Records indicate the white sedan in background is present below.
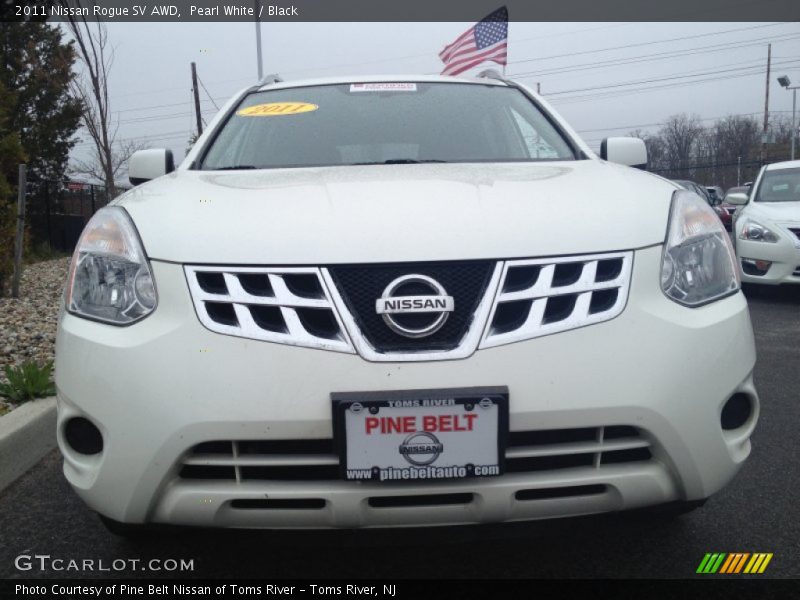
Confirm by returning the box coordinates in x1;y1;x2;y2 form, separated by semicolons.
729;160;800;284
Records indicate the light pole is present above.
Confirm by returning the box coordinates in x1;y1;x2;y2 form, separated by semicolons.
778;75;798;160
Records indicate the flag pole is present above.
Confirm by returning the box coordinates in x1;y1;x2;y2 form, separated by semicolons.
503;13;508;76
255;0;263;79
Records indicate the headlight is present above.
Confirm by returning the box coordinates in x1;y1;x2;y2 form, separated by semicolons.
661;190;739;307
738;219;780;243
65;207;157;325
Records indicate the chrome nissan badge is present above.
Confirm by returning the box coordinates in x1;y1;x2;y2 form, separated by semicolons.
375;274;454;338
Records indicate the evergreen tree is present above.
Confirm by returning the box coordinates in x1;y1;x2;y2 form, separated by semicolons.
0;21;82;183
0;79;26;294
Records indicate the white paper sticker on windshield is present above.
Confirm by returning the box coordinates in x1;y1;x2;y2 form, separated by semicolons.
350;83;418;93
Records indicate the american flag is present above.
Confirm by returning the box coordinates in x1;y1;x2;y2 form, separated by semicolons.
439;7;508;76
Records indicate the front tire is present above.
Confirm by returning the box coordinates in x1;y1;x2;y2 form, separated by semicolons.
741;282;764;298
634;499;706;520
98;514;152;539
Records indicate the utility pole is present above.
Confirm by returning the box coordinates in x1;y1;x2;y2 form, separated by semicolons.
761;44;771;164
792;87;797;160
777;76;798;160
12;164;27;298
254;0;263;79
792;87;797;161
737;156;741;186
191;62;202;136
536;82;541;94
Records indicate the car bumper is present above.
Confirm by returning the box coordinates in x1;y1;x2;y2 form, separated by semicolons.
736;236;800;285
55;245;759;529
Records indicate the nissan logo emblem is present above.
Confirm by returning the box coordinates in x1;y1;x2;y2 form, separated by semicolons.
375;274;455;338
398;431;444;466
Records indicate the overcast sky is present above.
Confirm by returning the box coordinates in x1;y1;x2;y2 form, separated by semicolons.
63;21;800;174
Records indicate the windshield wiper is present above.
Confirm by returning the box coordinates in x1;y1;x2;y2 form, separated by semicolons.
352;159;448;165
215;165;258;170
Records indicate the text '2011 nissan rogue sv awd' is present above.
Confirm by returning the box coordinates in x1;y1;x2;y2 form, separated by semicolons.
56;73;759;535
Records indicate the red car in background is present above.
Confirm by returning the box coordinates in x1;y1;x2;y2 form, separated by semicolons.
720;186;751;231
674;179;732;229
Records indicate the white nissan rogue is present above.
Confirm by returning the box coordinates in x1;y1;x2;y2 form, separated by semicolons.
55;73;759;535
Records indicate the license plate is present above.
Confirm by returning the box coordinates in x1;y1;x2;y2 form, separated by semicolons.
332;387;508;482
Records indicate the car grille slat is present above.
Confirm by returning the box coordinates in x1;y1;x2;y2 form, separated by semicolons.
178;426;652;482
506;437;650;459
184;266;354;353
481;252;632;348
183;454;340;467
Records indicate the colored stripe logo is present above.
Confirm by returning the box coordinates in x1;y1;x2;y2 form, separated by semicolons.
696;553;773;574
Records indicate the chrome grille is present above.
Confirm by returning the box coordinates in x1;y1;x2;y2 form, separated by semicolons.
185;252;632;357
480;252;633;349
184;266;354;353
179;425;652;482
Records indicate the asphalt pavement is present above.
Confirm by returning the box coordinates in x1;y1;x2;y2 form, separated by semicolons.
1;285;798;580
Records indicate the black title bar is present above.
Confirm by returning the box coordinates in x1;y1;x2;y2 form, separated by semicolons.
3;0;800;23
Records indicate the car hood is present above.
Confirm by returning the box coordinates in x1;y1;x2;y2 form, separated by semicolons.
117;161;673;264
744;201;800;223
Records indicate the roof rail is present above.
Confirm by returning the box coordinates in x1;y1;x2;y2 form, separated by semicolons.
476;69;509;83
258;73;284;86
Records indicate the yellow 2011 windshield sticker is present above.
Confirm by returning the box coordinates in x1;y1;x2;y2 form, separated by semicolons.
237;102;318;116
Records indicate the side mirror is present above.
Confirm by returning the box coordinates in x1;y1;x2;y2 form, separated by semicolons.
726;192;749;206
600;137;647;169
129;149;175;186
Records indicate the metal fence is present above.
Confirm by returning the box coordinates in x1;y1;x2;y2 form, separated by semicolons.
25;180;126;253
649;154;793;191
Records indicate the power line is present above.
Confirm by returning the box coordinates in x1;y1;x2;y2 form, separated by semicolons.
575;110;794;135
107;47;800;126
546;58;800;97
197;75;220;110
510;32;800;80
107;23;796;117
506;23;790;71
552;65;800;106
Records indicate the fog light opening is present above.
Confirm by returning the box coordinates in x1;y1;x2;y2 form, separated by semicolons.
741;258;771;276
64;417;104;455
721;393;753;431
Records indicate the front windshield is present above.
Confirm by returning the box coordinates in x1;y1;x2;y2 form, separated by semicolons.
754;167;800;203
199;82;576;170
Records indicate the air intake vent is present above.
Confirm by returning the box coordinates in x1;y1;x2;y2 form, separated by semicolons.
179;426;652;482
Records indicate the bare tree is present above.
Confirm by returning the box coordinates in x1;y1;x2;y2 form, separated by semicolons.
710;115;760;188
768;113;795;152
659;114;703;177
629;129;666;171
65;17;142;197
71;138;147;192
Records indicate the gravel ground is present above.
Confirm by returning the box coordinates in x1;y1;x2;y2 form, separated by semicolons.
0;257;70;409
